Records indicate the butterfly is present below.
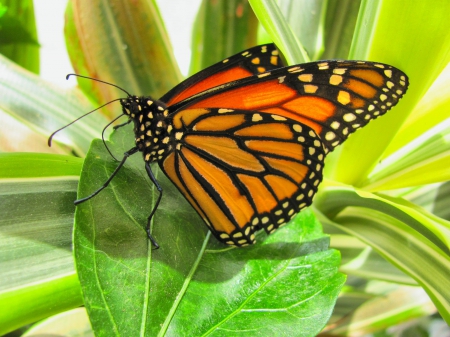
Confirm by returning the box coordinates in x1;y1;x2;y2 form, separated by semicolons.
53;43;408;248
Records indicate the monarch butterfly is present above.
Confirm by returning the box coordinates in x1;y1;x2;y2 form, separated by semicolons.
50;43;408;248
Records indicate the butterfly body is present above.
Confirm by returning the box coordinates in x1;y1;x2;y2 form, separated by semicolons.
72;44;409;247
121;96;173;164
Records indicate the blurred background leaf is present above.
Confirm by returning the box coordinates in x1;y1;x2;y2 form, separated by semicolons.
65;0;182;115
190;0;259;74
0;54;110;155
0;0;39;73
0;153;83;335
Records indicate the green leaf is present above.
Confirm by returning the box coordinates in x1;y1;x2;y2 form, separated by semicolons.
362;118;450;191
74;126;345;336
277;0;327;61
274;0;361;61
0;152;83;178
192;0;259;70
65;0;182;109
332;0;450;185
327;233;415;285
0;5;38;45
190;0;259;75
0;0;39;73
314;186;450;324
402;182;450;222
324;280;436;335
0;54;110;156
23;308;92;337
385;65;450;157
0;153;83;335
322;0;361;59
248;0;309;64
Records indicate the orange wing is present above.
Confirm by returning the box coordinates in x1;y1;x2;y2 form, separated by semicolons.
160;44;283;106
159;109;325;246
169;60;408;152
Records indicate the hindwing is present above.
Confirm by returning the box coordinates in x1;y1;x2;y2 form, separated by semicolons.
158;108;325;246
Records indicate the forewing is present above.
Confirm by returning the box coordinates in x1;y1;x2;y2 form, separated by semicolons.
171;60;409;152
159;44;283;106
159;109;325;246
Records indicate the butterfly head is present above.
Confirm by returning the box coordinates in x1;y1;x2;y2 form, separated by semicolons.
121;95;152;118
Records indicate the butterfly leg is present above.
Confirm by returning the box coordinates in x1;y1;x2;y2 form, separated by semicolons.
74;146;139;205
113;118;132;130
101;114;129;162
144;162;162;249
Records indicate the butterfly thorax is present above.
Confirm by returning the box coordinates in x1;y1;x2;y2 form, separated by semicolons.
120;96;174;163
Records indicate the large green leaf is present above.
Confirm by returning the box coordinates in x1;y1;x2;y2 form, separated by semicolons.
0;153;83;335
74;126;345;336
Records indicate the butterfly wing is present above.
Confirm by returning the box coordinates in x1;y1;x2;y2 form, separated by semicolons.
169;60;409;152
154;48;408;246
158;108;325;246
160;44;284;106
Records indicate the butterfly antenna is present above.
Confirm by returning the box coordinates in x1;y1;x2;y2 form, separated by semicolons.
48;98;122;146
101;113;127;161
66;74;132;97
